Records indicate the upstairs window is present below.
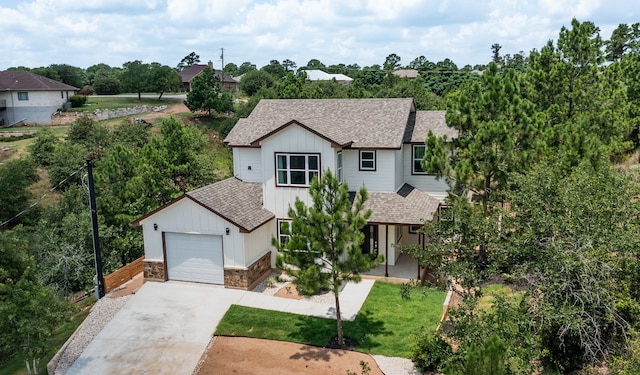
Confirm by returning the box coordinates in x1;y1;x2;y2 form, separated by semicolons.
359;150;376;171
276;153;320;187
17;92;28;101
413;145;427;174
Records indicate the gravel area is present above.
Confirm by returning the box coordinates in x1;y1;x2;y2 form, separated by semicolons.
251;272;340;304
52;295;132;375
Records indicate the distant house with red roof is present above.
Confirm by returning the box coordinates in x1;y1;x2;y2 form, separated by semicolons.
0;70;78;125
178;61;238;92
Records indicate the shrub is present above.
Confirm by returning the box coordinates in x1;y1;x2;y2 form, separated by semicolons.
410;329;453;373
69;94;87;108
78;86;94;96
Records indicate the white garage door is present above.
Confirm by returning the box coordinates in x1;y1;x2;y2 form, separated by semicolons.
165;233;224;284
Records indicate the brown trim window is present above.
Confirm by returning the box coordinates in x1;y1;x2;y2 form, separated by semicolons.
275;153;320;187
412;145;427;174
359;150;376;171
277;219;292;245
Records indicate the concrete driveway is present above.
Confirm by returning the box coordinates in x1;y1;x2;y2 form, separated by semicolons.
65;280;374;375
66;282;248;375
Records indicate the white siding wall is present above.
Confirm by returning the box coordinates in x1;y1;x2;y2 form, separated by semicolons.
394;149;404;191
139;198;247;268
1;90;75;125
402;144;450;201
242;220;277;266
378;225;399;266
342;149;396;192
260;124;335;218
233;148;263;182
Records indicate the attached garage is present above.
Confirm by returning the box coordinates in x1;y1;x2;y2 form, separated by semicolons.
165;233;224;285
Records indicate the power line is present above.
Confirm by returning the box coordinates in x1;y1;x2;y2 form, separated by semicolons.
0;163;86;228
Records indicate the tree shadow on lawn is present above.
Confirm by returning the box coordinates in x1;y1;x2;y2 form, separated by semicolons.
289;310;391;361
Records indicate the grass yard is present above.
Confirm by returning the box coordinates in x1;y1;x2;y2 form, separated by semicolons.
476;283;524;312
0;297;95;375
215;281;446;358
69;95;182;112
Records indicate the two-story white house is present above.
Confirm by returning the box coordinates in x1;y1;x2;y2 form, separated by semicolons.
133;98;456;289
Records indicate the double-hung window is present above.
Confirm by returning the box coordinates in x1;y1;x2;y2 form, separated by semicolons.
17;92;28;101
276;153;320;187
359;150;376;171
412;145;427;174
277;219;292;245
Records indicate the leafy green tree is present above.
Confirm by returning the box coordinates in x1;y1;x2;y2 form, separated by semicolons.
237;61;257;75
66;115;110;156
223;62;239;76
121;60;150;100
303;59;326;70
45;142;87;189
93;76;121;95
176;51;200;71
0;226;71;372
184;67;233;115
282;59;297;72
0;159;38;227
275;170;382;346
48;64;86;88
408;55;427;69
261;60;287;79
383;53;401;71
605;23;640;62
504;161;639;371
148;63;182;100
276;72;305;98
28;127;59;166
239;69;275;96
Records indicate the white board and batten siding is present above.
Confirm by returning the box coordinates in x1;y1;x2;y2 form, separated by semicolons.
242;220;277;267
139;198;247;268
233;147;263;183
260;124;336;218
341;149;396;192
402;145;450;202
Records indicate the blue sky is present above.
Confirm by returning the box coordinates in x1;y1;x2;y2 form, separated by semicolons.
1;0;638;71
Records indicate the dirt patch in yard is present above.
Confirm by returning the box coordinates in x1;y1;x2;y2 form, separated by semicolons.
194;336;384;375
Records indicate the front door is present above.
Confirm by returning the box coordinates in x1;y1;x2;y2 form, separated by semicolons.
361;224;378;256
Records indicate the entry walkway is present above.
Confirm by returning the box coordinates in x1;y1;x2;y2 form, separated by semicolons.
64;279;374;375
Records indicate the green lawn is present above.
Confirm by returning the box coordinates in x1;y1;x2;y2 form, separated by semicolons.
0;297;95;375
215;281;446;358
69;95;182;112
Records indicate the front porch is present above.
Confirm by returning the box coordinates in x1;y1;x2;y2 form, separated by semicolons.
363;252;422;281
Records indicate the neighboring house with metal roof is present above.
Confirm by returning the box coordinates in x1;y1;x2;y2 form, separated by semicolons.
178;61;238;92
301;69;354;85
133;98;456;289
0;70;78;125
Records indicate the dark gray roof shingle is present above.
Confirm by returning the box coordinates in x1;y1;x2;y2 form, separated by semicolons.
187;177;274;232
225;98;416;149
0;70;79;91
364;184;441;225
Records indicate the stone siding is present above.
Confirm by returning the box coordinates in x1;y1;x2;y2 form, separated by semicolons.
51;105;167;125
224;252;272;290
143;259;166;282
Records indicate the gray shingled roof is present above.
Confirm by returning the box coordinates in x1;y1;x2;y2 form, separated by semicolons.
0;70;79;91
405;110;458;143
225;98;416;149
187;177;274;232
364;184;441;225
179;65;237;84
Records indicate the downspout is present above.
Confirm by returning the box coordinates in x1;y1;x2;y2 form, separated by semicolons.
385;225;389;277
9;89;15;124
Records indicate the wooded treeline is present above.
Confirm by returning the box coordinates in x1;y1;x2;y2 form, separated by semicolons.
2;18;640;374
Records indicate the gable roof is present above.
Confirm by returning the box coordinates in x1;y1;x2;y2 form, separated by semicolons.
132;177;274;233
178;65;237;84
225;98;416;149
0;70;79;91
404;110;458;143
357;183;441;226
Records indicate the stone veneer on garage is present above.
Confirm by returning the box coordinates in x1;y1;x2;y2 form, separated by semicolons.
224;252;272;290
143;252;272;290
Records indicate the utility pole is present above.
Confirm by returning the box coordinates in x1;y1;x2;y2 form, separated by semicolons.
86;159;105;299
220;47;225;71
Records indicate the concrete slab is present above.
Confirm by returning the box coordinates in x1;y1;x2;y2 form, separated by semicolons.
65;279;375;375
